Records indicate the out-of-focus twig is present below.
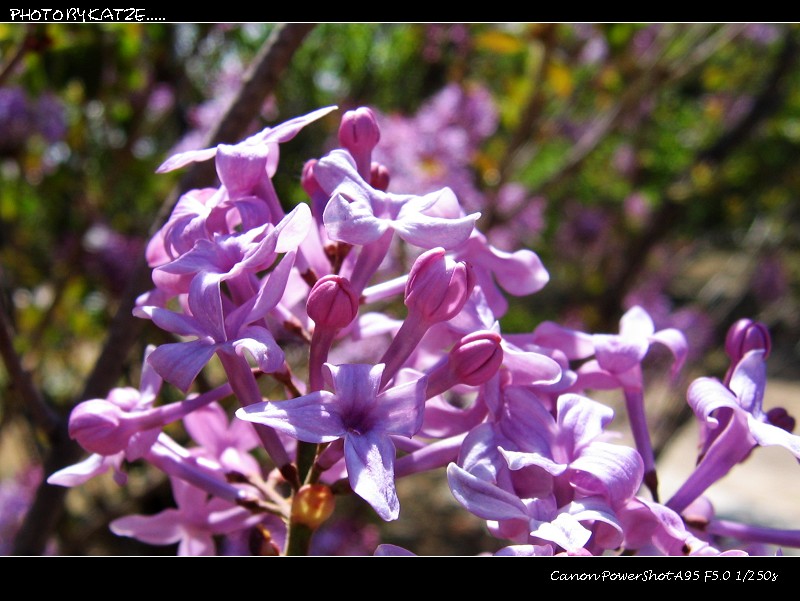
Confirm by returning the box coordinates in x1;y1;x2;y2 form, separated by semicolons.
12;22;318;556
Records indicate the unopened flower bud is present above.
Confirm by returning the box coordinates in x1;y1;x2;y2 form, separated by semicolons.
301;159;322;199
725;318;771;362
68;399;130;456
291;484;336;529
405;247;475;324
370;162;390;192
338;107;380;177
307;274;359;329
450;331;504;386
767;407;796;433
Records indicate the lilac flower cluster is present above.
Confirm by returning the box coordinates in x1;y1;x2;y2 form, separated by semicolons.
48;102;800;556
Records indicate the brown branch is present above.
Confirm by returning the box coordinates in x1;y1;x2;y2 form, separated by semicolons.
12;22;318;556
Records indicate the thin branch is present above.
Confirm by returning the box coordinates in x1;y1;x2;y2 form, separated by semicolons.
12;22;318;556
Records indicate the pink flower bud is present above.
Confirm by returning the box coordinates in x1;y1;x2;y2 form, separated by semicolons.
338;107;381;156
68;399;130;456
450;331;504;386
370;162;390;192
301;159;322;198
338;107;380;177
725;318;771;362
767;407;796;433
405;247;475;324
307;274;359;329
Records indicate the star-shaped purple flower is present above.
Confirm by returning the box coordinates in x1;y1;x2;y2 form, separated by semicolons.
236;363;427;521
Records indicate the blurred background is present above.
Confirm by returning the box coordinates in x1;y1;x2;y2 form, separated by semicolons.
1;22;800;555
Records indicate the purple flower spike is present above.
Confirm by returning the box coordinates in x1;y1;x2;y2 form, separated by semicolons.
236;363;427;521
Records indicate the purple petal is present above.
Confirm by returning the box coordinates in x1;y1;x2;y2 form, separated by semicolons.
141;305;206;338
313;148;364;193
687;377;740;426
110;510;184;545
618;305;655;338
231;250;297;329
374;544;416;556
345;430;400;521
373;374;427;438
183;402;230;453
187;272;227;342
178;533;216;556
557;393;615;451
215;143;269;197
531;321;595;360
529;512;592;553
235;391;345;443
500;447;568;476
484;245;549;296
446;462;528;521
502;344;563;387
260;105;338;144
323;193;388;245
157;147;218;173
391;211;479;250
231;325;286;374
148;340;217;393
569;442;644;506
748;418;800;459
325;363;383;414
274;203;313;253
728;349;767;415
592;333;649;374
649;327;689;377
47;453;112;487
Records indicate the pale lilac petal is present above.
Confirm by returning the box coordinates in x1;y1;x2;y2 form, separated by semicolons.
485;246;549;296
345;430;399;521
374;544;417;556
494;544;555;556
148;340;217;393
236;391;345;443
157;147;218;173
618;305;655;338
728;349;767;415
592;333;649;374
373;375;427;437
232;325;286;374
274;203;313;253
47;453;111;487
261;105;338;144
138;345;162;406
531;321;595;360
501;345;563;387
557;393;615;451
323;193;388;245
110;510;184;545
748;418;800;458
573;360;625;390
215;143;268;196
687;377;740;426
183;402;229;452
446;462;528;521
227;250;296;332
141;305;206;338
391;211;479;249
178;532;216;556
187;273;227;342
500;447;568;476
325;363;383;415
565;497;624;550
569;442;644;506
530;512;592;553
156;239;224;276
313;148;363;193
648;327;688;376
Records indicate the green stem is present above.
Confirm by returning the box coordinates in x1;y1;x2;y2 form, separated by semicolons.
285;522;315;556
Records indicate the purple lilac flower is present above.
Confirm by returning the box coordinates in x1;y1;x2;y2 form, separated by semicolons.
237;363;427;521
